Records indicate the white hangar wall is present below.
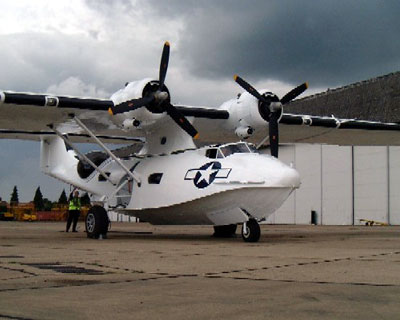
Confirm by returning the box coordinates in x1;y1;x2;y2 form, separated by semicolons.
265;144;400;225
389;147;400;225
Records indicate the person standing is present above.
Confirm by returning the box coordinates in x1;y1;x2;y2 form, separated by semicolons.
66;190;81;232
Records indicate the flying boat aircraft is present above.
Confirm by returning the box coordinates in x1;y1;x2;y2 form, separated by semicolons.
1;42;400;242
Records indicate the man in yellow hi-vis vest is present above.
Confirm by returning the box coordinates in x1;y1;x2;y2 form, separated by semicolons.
66;190;81;232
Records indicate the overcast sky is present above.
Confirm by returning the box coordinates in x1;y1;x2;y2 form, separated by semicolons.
0;0;399;202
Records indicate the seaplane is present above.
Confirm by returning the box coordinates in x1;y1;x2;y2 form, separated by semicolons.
1;42;400;242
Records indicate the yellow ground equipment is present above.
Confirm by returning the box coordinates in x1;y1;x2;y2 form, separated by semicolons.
359;219;388;226
0;211;14;221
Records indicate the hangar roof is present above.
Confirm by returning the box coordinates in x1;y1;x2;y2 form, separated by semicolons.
288;71;400;123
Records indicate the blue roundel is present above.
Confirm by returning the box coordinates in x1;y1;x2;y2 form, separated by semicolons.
193;162;222;189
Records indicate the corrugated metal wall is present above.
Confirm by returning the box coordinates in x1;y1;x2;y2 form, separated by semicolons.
266;144;400;225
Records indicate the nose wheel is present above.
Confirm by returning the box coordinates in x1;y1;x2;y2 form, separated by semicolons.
241;219;261;242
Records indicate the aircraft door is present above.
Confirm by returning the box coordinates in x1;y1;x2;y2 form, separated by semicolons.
115;161;140;208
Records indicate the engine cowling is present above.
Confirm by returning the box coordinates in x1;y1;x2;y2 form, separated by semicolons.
109;78;168;130
223;90;283;139
232;75;308;157
107;42;199;139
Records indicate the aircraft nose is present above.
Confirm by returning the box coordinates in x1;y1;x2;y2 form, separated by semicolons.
280;165;301;188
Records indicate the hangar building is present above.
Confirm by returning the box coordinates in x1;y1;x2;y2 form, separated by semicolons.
266;145;400;225
266;72;400;225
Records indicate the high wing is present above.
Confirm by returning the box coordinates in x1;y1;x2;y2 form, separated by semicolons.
279;113;400;146
2;89;400;149
193;112;400;146
0;90;228;146
1;41;400;151
0;91;133;143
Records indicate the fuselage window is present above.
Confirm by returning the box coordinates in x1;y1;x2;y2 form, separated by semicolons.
205;148;217;158
148;173;163;184
77;151;109;179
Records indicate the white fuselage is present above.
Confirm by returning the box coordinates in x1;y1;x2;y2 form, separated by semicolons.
41;138;300;226
114;143;300;225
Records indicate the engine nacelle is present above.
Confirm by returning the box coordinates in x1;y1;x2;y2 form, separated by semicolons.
109;78;169;130
222;90;281;135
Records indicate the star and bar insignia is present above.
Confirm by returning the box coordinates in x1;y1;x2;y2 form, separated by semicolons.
184;161;232;189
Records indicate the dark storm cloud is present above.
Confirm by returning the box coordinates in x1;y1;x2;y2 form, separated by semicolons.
140;0;400;88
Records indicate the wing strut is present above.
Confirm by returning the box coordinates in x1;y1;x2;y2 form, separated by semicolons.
48;125;116;186
73;117;142;186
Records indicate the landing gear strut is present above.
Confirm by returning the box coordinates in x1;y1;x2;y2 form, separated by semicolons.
241;219;260;242
86;205;109;239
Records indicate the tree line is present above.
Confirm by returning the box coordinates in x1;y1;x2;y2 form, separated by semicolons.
4;186;90;211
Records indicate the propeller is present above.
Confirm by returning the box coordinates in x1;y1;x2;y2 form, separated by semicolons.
109;42;199;139
234;75;308;157
159;42;169;89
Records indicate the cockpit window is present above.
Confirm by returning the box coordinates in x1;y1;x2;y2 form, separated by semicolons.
220;142;257;157
247;143;258;153
206;143;258;158
220;143;248;157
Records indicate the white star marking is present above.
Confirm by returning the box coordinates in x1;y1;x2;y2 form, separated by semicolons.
197;165;218;184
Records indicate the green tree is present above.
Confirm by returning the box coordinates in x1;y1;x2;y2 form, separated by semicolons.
33;187;44;211
58;189;68;205
43;198;53;211
10;186;19;205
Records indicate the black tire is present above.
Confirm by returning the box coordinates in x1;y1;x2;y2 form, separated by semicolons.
86;205;109;239
213;224;237;238
241;219;261;242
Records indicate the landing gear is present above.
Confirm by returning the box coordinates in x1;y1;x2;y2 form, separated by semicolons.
213;224;237;238
86;205;109;239
241;219;260;242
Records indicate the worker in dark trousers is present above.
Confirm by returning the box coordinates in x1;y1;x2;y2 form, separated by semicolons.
66;190;81;232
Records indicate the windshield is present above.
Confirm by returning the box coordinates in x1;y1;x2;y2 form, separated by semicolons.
220;143;252;157
247;143;258;153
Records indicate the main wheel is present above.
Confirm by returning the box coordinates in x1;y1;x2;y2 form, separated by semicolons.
86;205;109;239
213;224;237;238
241;219;261;242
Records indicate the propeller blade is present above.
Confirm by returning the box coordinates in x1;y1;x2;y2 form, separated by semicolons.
108;96;154;115
164;103;199;139
269;112;279;158
280;82;308;105
159;41;170;89
234;75;266;102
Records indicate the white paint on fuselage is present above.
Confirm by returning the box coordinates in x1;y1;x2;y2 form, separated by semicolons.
118;144;300;225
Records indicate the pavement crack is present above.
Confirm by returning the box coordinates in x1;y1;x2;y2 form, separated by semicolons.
203;251;400;278
0;314;37;320
217;277;400;288
0;265;38;278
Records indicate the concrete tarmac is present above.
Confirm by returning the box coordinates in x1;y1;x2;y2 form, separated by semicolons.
0;222;399;320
